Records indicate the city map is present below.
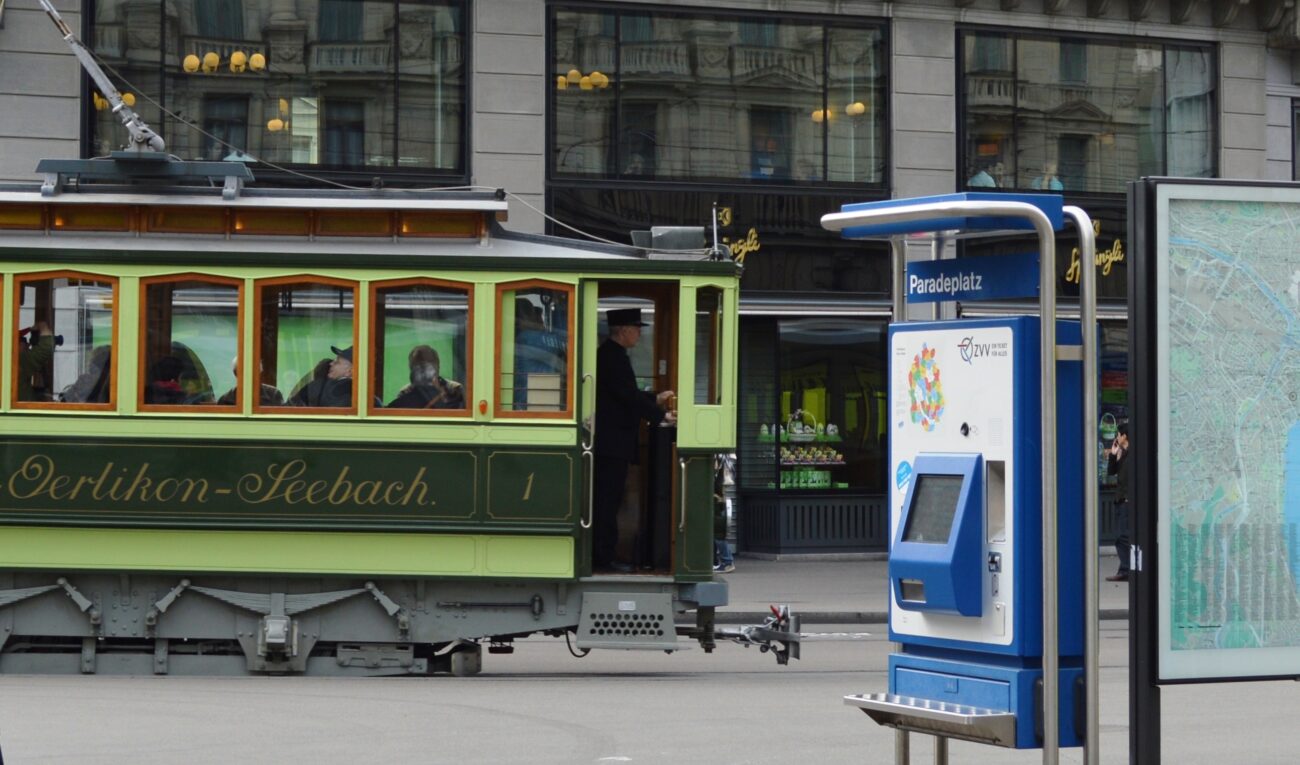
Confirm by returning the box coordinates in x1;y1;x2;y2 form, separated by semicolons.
1164;192;1300;663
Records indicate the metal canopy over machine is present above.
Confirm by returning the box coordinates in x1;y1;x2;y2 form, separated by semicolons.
822;193;1100;765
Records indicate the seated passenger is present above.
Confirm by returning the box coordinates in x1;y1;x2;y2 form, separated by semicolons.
387;345;464;410
216;357;285;407
289;345;354;407
144;356;187;405
59;345;111;403
17;320;56;402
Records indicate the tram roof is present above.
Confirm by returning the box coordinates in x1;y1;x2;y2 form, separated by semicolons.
0;184;510;212
0;184;738;275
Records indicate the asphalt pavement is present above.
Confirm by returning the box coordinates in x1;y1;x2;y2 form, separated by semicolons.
716;551;1129;624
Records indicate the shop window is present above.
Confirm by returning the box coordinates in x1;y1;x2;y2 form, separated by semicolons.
1293;100;1300;181
372;279;471;413
12;272;117;410
694;288;722;405
960;31;1215;194
88;0;466;176
140;276;242;410
496;281;573;417
551;7;885;186
736;317;886;495
254;277;357;413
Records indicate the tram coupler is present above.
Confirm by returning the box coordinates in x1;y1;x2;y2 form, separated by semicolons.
715;605;802;665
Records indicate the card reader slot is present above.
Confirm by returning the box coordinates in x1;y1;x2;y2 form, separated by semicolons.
986;460;1006;543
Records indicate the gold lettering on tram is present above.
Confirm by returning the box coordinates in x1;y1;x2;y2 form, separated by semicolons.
5;454;439;507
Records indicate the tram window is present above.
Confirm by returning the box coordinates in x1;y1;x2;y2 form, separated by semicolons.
254;278;358;413
372;280;471;414
140;276;241;410
496;282;573;417
695;288;723;405
12;273;117;409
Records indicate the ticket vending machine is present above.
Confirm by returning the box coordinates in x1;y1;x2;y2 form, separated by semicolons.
823;192;1100;764
888;316;1084;749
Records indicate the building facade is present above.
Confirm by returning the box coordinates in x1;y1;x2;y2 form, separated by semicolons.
1;0;1293;551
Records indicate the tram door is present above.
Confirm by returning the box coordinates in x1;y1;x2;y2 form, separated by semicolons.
583;282;679;572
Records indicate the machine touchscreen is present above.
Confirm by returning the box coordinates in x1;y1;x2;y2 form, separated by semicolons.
902;474;963;544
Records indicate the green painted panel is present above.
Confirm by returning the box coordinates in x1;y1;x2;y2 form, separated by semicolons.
486;451;575;523
0;526;574;578
0;438;477;528
677;456;715;579
484;535;574;576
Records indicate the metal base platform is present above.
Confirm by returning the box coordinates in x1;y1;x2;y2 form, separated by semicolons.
844;692;1018;748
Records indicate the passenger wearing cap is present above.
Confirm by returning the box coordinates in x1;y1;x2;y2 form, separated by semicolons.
592;308;675;573
289;345;354;407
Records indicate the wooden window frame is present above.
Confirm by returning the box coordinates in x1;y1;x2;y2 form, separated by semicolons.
137;273;244;414
369;276;474;418
493;278;576;420
252;275;360;416
10;270;119;412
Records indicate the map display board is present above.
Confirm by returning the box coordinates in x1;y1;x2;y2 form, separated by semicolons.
1154;182;1300;680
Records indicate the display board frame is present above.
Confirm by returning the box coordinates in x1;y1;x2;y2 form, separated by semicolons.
1136;178;1300;684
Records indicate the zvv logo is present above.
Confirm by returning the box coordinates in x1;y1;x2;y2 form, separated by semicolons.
957;336;1007;364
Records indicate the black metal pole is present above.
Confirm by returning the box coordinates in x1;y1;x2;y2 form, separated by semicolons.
1126;180;1160;765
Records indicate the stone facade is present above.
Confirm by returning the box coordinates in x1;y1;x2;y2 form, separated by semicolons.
0;0;1289;223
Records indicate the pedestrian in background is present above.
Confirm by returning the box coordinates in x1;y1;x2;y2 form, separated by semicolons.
713;456;735;574
1106;421;1131;582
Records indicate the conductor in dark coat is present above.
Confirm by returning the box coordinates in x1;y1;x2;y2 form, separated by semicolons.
593;308;675;571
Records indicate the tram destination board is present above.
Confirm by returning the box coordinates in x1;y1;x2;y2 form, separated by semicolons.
1139;179;1300;682
0;438;576;529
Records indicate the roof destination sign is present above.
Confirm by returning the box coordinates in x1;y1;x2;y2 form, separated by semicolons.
904;252;1040;303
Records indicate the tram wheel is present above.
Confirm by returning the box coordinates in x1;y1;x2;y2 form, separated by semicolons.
449;644;483;677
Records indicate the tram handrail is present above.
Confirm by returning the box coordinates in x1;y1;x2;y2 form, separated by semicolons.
678;457;688;532
581;373;595;452
581;451;594;529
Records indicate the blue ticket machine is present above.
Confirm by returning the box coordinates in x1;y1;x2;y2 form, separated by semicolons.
888;316;1084;749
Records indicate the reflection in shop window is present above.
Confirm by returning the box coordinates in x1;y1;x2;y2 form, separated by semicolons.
552;7;885;186
961;31;1215;194
203;96;249;162
319;0;363;42
89;0;466;175
13;273;117;409
1293;100;1300;181
195;0;244;38
324;101;367;167
1059;40;1086;84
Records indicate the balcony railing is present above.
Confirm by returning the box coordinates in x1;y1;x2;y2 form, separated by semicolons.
621;42;689;77
310;41;393;74
734;44;817;85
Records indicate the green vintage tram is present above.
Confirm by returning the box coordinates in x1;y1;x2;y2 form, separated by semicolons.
0;173;747;675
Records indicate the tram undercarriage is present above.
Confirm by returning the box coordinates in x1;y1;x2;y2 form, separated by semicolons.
0;572;750;676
